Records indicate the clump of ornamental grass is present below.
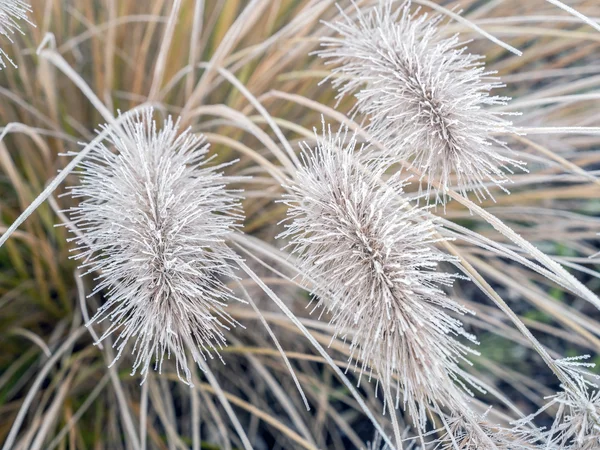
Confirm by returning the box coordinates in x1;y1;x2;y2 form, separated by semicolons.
319;0;526;204
0;0;32;69
280;123;479;434
1;0;600;449
66;108;244;385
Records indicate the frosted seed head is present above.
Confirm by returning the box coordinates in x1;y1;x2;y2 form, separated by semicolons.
0;1;33;69
542;385;600;449
319;1;526;205
436;412;544;450
280;122;478;429
517;356;600;450
67;108;244;385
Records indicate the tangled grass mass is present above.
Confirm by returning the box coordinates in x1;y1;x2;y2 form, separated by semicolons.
1;1;600;449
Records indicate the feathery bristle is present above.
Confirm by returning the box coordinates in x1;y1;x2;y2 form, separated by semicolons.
319;0;526;204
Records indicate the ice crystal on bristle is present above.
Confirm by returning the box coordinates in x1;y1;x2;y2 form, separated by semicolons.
0;1;33;69
67;108;244;385
280;124;478;430
319;1;525;204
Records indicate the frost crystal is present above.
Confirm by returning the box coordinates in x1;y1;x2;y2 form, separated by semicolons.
68;109;244;385
280;124;478;429
319;1;525;204
0;1;33;69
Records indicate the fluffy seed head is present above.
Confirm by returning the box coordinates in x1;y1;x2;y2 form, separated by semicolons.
280;123;478;429
67;108;243;385
541;380;600;449
0;1;33;69
520;356;600;450
437;414;542;449
319;1;525;204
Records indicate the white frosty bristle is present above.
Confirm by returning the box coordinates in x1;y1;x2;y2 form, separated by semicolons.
319;0;526;204
0;0;33;69
280;123;478;430
67;108;244;385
